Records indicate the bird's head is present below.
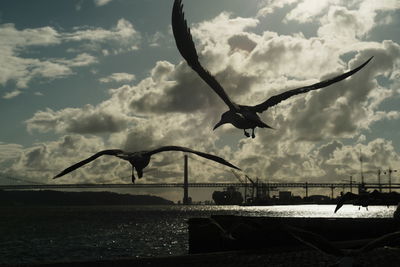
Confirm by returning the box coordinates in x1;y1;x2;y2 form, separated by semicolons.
213;111;231;131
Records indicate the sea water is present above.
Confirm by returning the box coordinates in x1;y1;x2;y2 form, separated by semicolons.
0;204;395;265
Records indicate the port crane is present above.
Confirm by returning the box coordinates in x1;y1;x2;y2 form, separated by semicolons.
231;170;277;203
231;170;251;202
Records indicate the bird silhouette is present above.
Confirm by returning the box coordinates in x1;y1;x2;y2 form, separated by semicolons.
335;190;400;213
285;224;400;267
172;0;373;138
335;192;371;213
53;146;240;183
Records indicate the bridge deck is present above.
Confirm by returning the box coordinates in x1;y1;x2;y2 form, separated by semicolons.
1;182;399;190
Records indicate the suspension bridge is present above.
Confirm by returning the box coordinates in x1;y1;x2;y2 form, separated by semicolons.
1;155;398;203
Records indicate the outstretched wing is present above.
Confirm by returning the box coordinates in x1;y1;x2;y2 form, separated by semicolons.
53;149;124;179
251;56;373;113
335;192;359;213
147;146;241;170
172;0;238;111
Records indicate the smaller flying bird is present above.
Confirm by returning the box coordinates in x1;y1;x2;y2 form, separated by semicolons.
334;192;371;213
53;146;241;183
172;0;373;138
334;190;400;213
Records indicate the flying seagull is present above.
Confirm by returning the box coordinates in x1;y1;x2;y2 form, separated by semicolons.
334;191;371;213
53;146;241;183
172;0;373;138
335;190;400;213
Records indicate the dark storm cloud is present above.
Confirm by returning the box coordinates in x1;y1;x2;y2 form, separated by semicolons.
26;105;131;135
289;45;400;141
65;112;128;134
123;127;159;152
317;140;343;159
128;58;260;115
227;33;258;53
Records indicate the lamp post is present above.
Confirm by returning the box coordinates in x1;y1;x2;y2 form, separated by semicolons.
384;169;398;193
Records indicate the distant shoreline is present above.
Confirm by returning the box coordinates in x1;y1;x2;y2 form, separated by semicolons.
0;189;174;206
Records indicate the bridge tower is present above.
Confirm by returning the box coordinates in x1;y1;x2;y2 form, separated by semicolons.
182;154;190;204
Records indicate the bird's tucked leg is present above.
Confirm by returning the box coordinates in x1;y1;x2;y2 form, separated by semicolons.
244;129;250;138
251;128;255;138
131;168;136;184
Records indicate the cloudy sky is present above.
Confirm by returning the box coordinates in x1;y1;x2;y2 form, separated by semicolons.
0;0;399;201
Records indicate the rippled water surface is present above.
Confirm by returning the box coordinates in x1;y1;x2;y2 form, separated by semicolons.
0;204;395;265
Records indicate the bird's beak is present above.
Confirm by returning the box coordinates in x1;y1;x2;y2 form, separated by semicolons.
213;120;226;131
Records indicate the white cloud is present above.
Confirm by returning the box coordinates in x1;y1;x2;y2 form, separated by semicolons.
4;2;399;190
258;0;400;42
124;5;399;183
99;72;136;83
3;90;21;99
256;0;298;18
326;139;400;176
0;23;62;88
317;6;370;43
6;135;110;183
147;31;167;47
63;19;138;44
54;53;98;67
13;108;234;184
75;1;83;11
276;0;400;25
0;19;140;93
0;23;60;47
94;0;113;7
285;0;340;23
0;143;23;161
190;12;259;73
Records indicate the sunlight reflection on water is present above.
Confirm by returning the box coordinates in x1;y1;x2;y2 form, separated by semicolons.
167;204;396;218
237;204;396;218
0;204;396;265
